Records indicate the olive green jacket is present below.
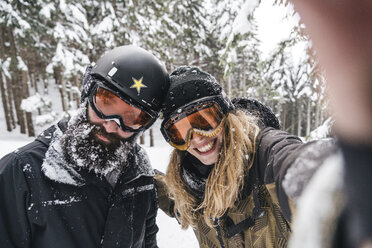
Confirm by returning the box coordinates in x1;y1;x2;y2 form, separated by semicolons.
156;128;318;248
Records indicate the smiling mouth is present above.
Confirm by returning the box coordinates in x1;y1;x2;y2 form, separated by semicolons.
195;139;217;153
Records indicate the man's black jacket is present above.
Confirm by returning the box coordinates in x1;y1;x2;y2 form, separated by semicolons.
0;122;158;248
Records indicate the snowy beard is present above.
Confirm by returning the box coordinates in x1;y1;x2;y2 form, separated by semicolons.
60;105;133;177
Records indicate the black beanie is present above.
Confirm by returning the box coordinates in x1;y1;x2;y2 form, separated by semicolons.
232;97;281;129
162;66;233;120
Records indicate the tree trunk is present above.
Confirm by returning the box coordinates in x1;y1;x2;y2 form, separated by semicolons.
150;128;154;147
26;53;39;94
67;81;72;107
169;46;174;72
61;79;68;112
35;73;41;115
306;97;311;136
43;74;48;94
225;75;232;98
6;78;16;128
297;99;302;136
11;71;26;133
281;104;287;131
319;103;324;127
290;103;295;134
74;75;80;108
32;72;39;93
26;111;34;136
140;134;145;144
0;70;12;131
8;27;26;134
0;25;12;131
315;98;321;128
242;56;246;97
54;66;68;112
22;70;35;137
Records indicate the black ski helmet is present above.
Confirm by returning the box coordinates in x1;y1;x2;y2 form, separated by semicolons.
88;45;169;117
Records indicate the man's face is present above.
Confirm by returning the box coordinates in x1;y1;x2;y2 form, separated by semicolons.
87;104;135;144
60;104;133;176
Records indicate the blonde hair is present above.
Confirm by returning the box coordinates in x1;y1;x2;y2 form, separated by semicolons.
165;110;260;228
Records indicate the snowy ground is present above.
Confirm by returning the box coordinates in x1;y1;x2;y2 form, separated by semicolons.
0;113;199;247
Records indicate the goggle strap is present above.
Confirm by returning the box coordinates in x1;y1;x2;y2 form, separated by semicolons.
194;122;224;137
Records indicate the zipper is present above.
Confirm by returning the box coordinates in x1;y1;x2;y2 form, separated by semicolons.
214;218;226;248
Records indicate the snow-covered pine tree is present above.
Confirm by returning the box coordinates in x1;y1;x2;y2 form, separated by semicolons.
43;0;90;113
0;0;45;135
218;0;261;98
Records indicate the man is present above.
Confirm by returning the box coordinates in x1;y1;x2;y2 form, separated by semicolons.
0;45;169;248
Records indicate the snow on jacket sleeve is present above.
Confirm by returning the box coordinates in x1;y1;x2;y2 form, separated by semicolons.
255;127;335;222
0;152;32;247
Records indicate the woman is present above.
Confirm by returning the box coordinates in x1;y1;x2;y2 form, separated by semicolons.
156;66;332;248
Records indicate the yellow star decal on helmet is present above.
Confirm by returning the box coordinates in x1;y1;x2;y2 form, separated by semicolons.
130;77;147;95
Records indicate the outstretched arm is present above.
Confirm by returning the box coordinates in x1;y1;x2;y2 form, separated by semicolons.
289;1;372;247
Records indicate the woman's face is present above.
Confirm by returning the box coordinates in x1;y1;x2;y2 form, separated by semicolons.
186;129;224;165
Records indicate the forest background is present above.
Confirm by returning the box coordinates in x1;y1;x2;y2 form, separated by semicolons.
0;0;331;142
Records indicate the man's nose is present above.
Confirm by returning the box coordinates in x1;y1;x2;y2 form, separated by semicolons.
102;120;119;133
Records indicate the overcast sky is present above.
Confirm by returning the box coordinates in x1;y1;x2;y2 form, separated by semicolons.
255;0;300;58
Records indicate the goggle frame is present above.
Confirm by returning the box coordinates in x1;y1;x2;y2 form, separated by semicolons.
161;95;230;150
88;82;157;133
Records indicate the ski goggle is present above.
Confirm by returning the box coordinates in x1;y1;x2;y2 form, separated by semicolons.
88;83;156;132
161;99;227;150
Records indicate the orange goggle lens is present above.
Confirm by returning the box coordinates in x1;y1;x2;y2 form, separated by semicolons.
94;87;153;130
164;103;225;150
